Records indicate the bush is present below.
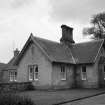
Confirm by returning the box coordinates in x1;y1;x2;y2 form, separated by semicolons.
0;93;35;105
26;83;35;90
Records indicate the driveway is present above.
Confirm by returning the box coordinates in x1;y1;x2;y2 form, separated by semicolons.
19;89;105;105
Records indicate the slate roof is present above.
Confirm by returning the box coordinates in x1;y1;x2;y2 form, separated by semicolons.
14;34;104;65
8;56;16;66
71;39;104;64
0;58;17;72
33;36;75;63
33;36;104;64
4;56;18;70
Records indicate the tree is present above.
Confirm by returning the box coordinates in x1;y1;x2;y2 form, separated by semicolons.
83;12;105;39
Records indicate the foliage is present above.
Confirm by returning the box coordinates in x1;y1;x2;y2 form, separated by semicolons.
26;83;35;90
83;12;105;39
0;93;35;105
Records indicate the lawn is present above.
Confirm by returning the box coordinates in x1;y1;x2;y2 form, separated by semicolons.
19;89;105;105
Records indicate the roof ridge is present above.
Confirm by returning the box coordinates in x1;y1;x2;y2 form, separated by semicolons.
34;36;60;44
69;49;76;64
94;39;104;63
62;45;76;64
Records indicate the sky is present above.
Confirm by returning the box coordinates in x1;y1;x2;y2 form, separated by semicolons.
0;0;105;63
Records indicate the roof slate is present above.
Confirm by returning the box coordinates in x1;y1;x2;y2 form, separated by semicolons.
5;55;18;70
14;34;105;65
33;36;75;63
33;36;104;64
71;39;104;64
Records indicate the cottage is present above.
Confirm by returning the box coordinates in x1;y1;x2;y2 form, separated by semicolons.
2;25;105;89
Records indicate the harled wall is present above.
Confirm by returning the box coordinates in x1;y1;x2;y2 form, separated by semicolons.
17;42;52;89
76;47;105;88
51;63;75;89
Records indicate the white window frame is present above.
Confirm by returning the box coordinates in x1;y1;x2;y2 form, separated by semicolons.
28;65;38;81
9;71;17;82
34;66;38;81
29;65;34;81
81;66;87;80
61;66;66;80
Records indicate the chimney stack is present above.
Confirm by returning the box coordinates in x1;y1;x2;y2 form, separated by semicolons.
14;48;20;57
60;25;75;44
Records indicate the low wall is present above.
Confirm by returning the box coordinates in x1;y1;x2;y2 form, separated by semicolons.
0;82;34;92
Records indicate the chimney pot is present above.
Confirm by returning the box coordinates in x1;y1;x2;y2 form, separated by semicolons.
14;48;20;57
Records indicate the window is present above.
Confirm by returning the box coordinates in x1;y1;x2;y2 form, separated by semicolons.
34;66;38;80
104;66;105;80
61;66;66;80
9;71;17;82
81;66;86;80
29;66;34;81
28;65;38;81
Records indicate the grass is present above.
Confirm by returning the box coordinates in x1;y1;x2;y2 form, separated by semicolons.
0;93;35;105
19;89;105;105
0;89;104;105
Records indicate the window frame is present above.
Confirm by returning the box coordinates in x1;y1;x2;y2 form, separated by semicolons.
9;71;17;82
81;65;87;80
60;66;66;80
28;65;34;81
34;66;38;81
28;65;39;81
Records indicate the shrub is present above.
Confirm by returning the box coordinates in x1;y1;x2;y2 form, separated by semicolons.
26;83;35;90
0;93;35;105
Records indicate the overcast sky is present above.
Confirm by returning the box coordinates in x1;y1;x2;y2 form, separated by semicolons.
0;0;105;63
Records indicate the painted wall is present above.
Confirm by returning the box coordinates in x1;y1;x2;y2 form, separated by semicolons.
76;64;99;88
17;42;52;89
2;70;10;83
15;40;105;89
51;63;75;89
0;71;3;82
98;47;105;87
76;46;105;88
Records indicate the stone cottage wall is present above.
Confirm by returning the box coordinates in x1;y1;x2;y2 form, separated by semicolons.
76;47;105;88
76;64;99;88
17;42;52;89
51;63;75;89
2;70;10;83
